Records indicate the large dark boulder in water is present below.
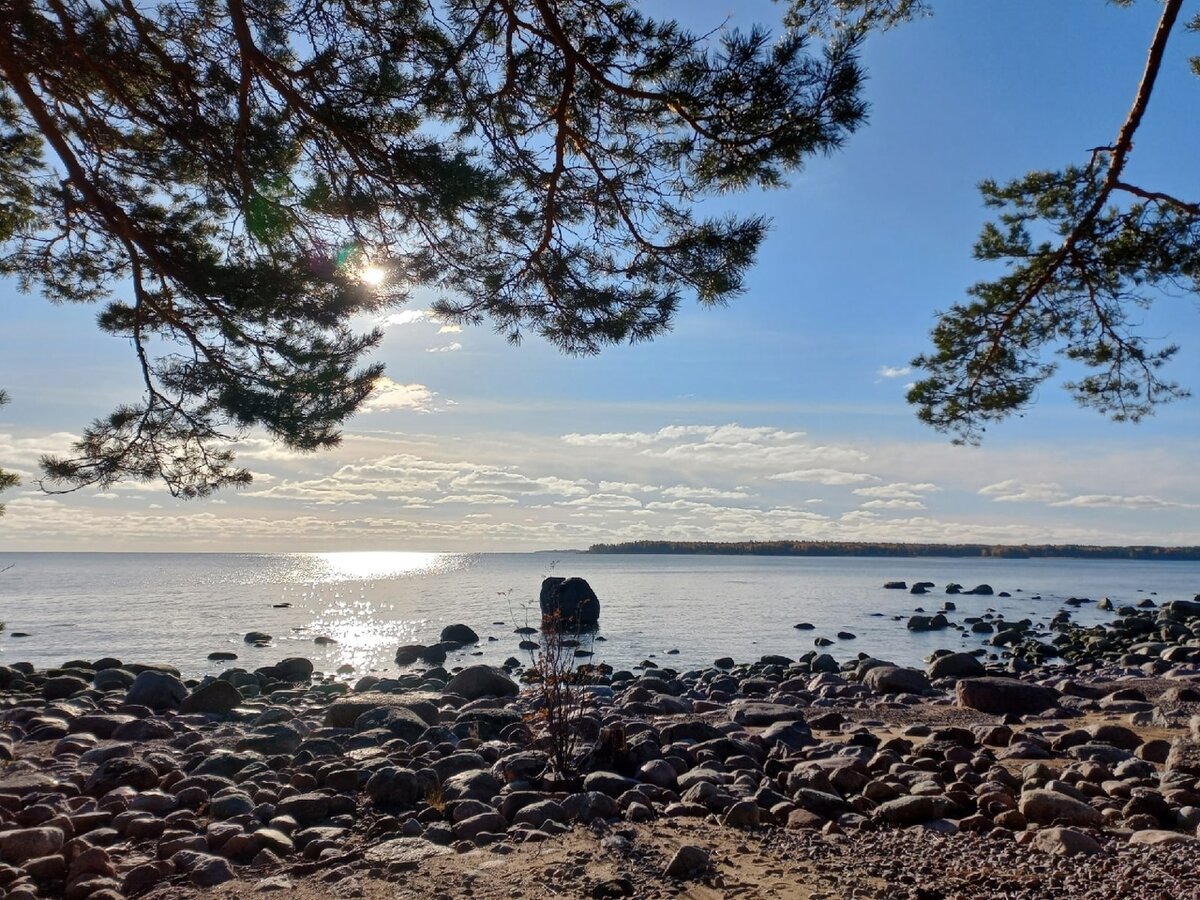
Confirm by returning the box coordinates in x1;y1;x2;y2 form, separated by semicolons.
539;577;600;630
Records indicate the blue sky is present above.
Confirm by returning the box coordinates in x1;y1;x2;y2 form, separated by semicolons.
2;0;1199;551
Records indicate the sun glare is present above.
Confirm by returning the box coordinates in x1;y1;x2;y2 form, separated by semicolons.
359;264;387;287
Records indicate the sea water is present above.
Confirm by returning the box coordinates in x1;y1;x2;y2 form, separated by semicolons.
0;551;1196;678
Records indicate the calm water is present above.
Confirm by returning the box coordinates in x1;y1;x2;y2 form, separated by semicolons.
0;551;1197;678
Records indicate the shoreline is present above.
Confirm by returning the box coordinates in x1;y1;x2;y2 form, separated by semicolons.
0;598;1198;897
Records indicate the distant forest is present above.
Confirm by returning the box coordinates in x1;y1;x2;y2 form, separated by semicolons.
586;541;1200;561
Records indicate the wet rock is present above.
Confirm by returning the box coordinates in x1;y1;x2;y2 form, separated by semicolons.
440;624;479;645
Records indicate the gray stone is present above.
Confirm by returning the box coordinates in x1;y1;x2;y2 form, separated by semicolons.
124;670;187;710
956;677;1059;715
443;665;519;700
181;679;243;715
927;652;986;680
1031;827;1102;856
729;701;806;726
664;845;709;879
1019;789;1103;827
0;827;64;863
863;666;931;695
874;795;954;826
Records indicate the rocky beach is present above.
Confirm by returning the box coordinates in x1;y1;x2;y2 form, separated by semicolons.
1;587;1200;900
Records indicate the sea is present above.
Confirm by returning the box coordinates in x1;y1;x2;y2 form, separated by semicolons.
0;551;1197;679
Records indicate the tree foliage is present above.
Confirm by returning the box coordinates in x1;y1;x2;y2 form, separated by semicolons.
0;0;867;496
0;391;17;516
901;0;1199;441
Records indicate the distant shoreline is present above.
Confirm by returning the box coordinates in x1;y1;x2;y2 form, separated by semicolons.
586;540;1200;561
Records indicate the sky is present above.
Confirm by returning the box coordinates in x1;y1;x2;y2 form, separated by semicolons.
2;0;1199;552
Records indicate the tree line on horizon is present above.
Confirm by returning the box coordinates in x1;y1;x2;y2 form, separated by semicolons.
586;540;1200;561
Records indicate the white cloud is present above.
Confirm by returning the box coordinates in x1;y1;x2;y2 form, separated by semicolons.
877;365;911;378
853;482;940;499
361;378;437;413
978;479;1068;503
426;343;463;353
438;324;463;334
379;309;431;327
1051;494;1197;510
661;485;752;500
768;468;879;486
860;498;925;510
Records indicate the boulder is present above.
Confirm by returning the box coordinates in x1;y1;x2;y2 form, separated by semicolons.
539;576;600;630
956;677;1059;715
664;845;709;879
873;795;954;826
863;666;930;695
324;692;441;728
907;614;949;632
927;652;986;680
440;624;479;645
1031;827;1102;856
181;679;243;715
273;657;314;682
1019;789;1103;827
0;827;64;863
444;665;519;700
124;670;187;710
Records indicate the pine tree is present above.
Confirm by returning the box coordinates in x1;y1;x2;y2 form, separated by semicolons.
796;1;1199;441
0;391;17;515
0;0;867;496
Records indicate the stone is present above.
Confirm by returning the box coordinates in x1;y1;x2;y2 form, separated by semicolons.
1166;738;1200;777
539;577;600;630
729;701;807;726
354;706;428;742
0;827;64;863
1019;789;1103;828
43;675;90;700
722;799;760;829
364;767;421;807
171;850;235;887
1031;827;1102;856
181;679;243;714
956;677;1059;714
864;666;931;695
443;665;519;700
324;692;440;728
453;811;506;841
873;795;954;826
759;720;815;751
1128;830;1199;846
442;770;501;803
124;670;187;710
664;845;709;879
273;658;314;682
440;624;479;645
86;758;159;795
927;652;986;680
362;838;452;868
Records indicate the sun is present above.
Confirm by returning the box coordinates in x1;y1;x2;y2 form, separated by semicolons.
359;264;387;287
